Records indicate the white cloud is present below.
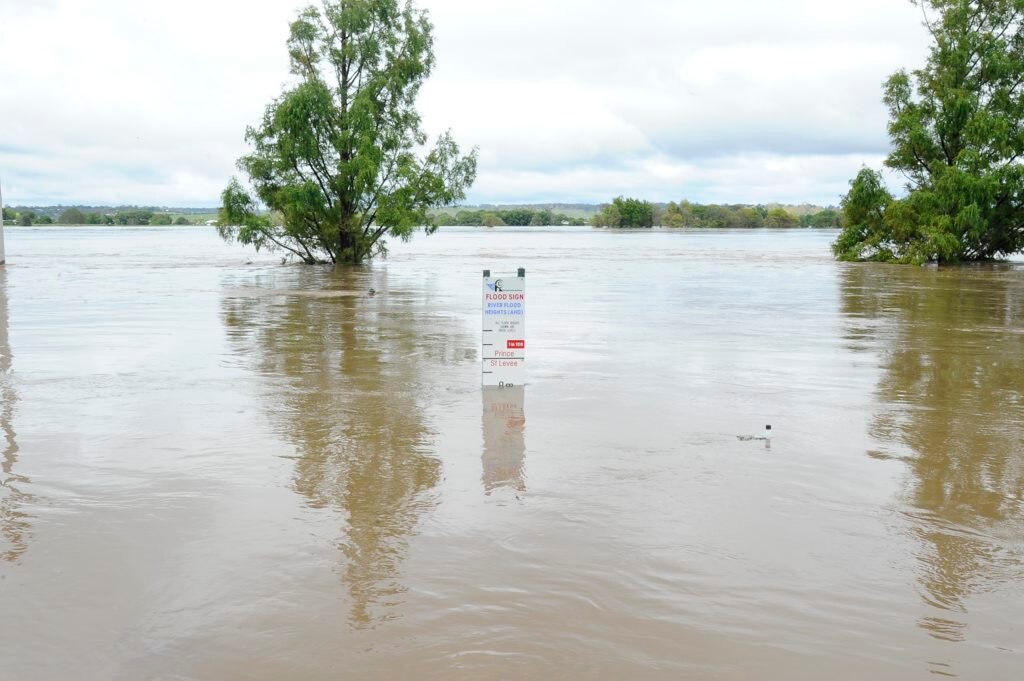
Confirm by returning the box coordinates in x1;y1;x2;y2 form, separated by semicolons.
0;0;929;206
473;151;887;206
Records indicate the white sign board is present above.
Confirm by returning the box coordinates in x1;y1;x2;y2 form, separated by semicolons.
482;270;526;386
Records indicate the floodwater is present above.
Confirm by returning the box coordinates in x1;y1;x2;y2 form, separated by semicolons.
0;226;1021;680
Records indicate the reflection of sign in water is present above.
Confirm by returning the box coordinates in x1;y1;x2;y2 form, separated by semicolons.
482;269;525;386
481;386;526;492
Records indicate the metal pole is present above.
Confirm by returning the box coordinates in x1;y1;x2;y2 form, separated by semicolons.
0;176;6;265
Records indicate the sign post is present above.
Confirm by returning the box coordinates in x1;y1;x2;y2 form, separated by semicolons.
482;268;526;386
0;177;6;265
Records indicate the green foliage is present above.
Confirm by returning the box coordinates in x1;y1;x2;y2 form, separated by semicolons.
3;207;211;227
701;205;739;228
659;201;696;227
482;212;504;227
836;0;1024;263
17;211;35;226
833;168;896;260
656;201;826;228
764;207;798;228
502;208;535;225
174;216;192;225
57;207;86;224
593;197;654;228
801;208;841;228
432;212;453;227
113;209;154;225
737;207;766;228
84;212;111;225
432;208;583;226
219;0;477;265
591;202;620;228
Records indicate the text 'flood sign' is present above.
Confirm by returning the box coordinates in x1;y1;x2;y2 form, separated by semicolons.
482;269;526;386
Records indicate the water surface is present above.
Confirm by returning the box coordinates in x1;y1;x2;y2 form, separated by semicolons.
0;226;1021;679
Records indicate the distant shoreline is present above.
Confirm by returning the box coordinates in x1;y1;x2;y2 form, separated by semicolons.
3;201;840;229
3;223;842;231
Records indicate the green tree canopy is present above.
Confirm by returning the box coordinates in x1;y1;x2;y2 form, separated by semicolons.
431;208;583;227
764;207;798;228
593;197;654;228
57;207;86;224
455;210;482;225
113;209;153;225
736;207;765;228
833;168;896;260
218;0;477;265
655;201;812;228
803;208;841;228
502;208;533;225
835;0;1024;263
432;212;453;227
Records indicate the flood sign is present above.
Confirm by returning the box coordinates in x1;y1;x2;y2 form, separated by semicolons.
482;269;526;386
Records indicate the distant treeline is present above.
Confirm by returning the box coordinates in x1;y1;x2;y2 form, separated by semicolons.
434;199;841;229
2;206;196;226
4;200;841;230
432;208;589;227
592;197;841;229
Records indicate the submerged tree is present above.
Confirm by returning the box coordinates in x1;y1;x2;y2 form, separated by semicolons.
833;168;896;260
592;197;654;228
56;208;86;225
219;0;477;265
835;0;1024;263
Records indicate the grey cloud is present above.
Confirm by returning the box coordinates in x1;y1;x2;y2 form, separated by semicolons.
1;0;929;205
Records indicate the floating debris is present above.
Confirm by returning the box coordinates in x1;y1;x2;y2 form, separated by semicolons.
736;425;773;442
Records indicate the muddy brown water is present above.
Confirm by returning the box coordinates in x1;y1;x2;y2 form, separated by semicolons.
0;226;1021;679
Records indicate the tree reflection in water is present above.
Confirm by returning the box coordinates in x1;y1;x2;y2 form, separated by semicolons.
0;269;29;563
841;263;1024;642
222;268;472;627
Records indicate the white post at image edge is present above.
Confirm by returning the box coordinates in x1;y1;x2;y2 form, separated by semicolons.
0;177;6;264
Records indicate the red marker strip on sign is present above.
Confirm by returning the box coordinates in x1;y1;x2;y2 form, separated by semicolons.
507;340;525;349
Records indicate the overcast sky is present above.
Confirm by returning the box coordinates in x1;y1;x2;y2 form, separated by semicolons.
0;0;929;207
